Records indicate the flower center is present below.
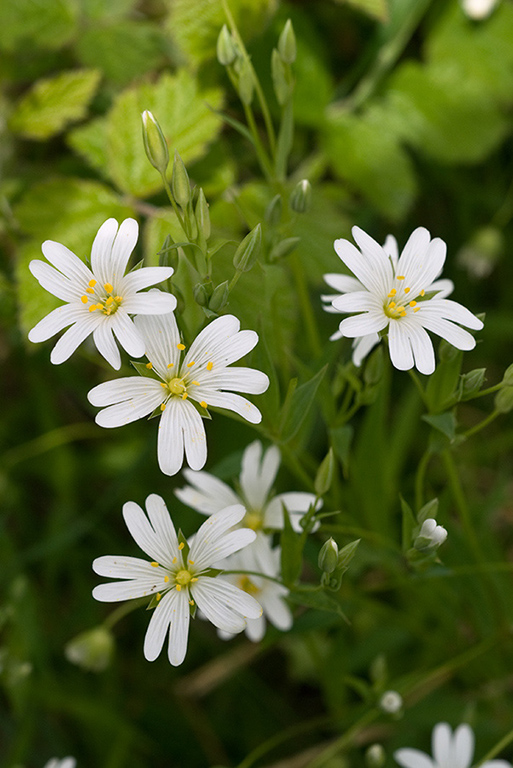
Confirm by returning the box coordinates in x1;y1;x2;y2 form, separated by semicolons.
81;280;123;315
383;278;424;320
244;511;263;531
167;377;187;396
175;569;192;586
237;575;260;595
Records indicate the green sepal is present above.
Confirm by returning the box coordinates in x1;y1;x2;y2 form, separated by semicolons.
147;405;164;421
189;601;197;619
146;593;161;610
189;399;212;421
422;411;457;442
131;360;161;379
336;538;360;571
417;498;439;526
314;448;335;497
128;259;144;272
177;530;190;562
201;568;224;578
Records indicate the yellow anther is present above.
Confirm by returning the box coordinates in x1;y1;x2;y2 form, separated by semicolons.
81;295;88;304
191;577;198;582
151;562;159;568
156;593;162;601
420;289;425;297
409;300;417;307
186;361;195;368
88;304;97;312
396;306;405;312
206;361;213;371
404;287;410;294
389;302;396;309
397;275;405;280
191;381;200;386
400;311;407;317
172;557;177;564
200;401;207;409
188;560;195;565
176;584;182;591
160;382;167;388
104;283;113;293
88;279;97;288
178;542;185;550
164;576;170;583
160;403;166;411
86;287;94;294
182;393;188;400
114;295;122;303
414;307;420;313
388;289;397;297
146;362;153;369
167;363;174;368
189;599;194;606
177;343;185;350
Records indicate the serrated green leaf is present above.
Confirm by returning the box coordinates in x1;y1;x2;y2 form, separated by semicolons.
279;365;328;444
76;21;165;85
0;0;78;51
105;70;223;197
323;107;417;221
165;0;277;66
9;69;101;140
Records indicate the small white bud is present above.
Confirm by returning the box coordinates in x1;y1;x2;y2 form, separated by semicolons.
461;0;499;20
379;690;403;714
414;518;447;550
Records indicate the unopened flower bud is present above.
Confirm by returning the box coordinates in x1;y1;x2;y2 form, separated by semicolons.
208;280;229;312
414;518;447;550
195;188;211;240
337;538;360;571
289;179;312;213
193;282;211;307
172;150;191;208
141;110;169;174
237;56;254;105
379;690;403;714
502;363;513;386
65;626;114;672
495;386;513;414
458;368;486;400
269;237;301;261
315;448;334;497
265;194;282;227
233;223;261;272
217;24;237;66
278;19;296;64
365;744;386;768
318;538;339;574
458;225;503;279
271;48;292;105
461;0;499;21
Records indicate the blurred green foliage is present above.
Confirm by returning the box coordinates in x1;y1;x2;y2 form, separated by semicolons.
2;0;513;766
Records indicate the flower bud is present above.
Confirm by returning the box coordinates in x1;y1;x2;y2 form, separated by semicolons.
502;363;513;386
458;368;486;400
271;48;292;105
233;223;261;272
462;0;499;21
289;179;312;213
158;234;179;270
171;150;191;208
365;744;386;768
337;538;360;571
237;56;254;105
193;282;211;307
269;237;301;262
65;626;114;672
495;386;513;414
379;690;403;714
315;448;334;497
278;19;296;64
265;194;282;227
217;24;237;66
195;188;211;240
318;538;339;574
413;518;447;550
141;110;169;175
209;280;229;312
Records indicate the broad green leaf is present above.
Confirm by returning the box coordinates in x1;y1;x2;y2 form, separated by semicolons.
9;69;101;140
332;0;389;22
67;117;109;176
0;0;77;51
165;0;277;66
280;365;328;444
422;411;457;442
323;107;417;221
105;70;224;197
76;21;165;85
425;343;463;413
386;60;509;164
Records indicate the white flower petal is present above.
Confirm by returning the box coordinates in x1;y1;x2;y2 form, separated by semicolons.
110;310;146;358
190;505;250;568
323;273;363;293
352;226;394;291
92;577;162;602
28;304;85;343
240;441;278;510
201;391;262;424
90;219;119;285
88;377;163;407
50;314;102;364
334;237;384;295
143;588;179;662
389;321;414;371
429;278;453;299
424;299;484;329
482;762;513;768
93;321;121;370
402;320;435;376
395;227;431;280
167;588;190;666
192;578;247;633
418;315;477;351
195;367;269;394
452;725;474;768
122;291;177;315
93;554;162;580
186;316;259;369
352;333;380;366
394;748;434;768
265;492;319;530
122;500;176;566
175;469;241;516
383;234;399;263
157;397;186;476
29;260;80;302
244;615;266;642
260;589;292;631
41;239;92;284
181;398;208;471
144;494;181;562
135;313;181;378
109;218;139;282
194;528;256;570
332;291;382;313
121;266;174;293
338;312;388;338
432;723;452;766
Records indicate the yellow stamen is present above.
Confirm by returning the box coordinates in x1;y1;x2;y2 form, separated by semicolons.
389;302;396;309
160;382;167;388
177;343;185;350
191;577;198;582
176;584;182;591
86;287;94;294
404;287;410;294
114;296;122;302
167;363;174;368
178;542;184;550
420;289;425;297
206;361;213;371
81;295;88;304
397;275;405;280
191;381;200;386
104;296;114;307
409;301;417;308
104;283;113;293
156;593;162;601
182;393;188;400
189;599;194;606
186;361;195;367
151;562;159;568
414;307;420;313
400;311;407;317
160;403;166;411
146;362;153;369
396;306;405;312
188;560;195;565
388;289;397;297
88;279;97;288
164;576;169;583
88;304;97;312
172;557;177;564
200;401;207;409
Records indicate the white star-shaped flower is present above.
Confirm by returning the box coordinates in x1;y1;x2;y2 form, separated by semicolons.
216;537;292;642
44;759;76;768
28;218;176;369
87;313;269;476
175;440;320;532
323;227;483;375
395;722;512;768
93;495;262;666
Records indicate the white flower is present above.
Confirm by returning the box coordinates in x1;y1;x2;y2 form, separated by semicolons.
461;0;499;20
44;759;76;768
414;518;448;550
87;313;269;476
175;439;320;532
379;690;403;714
217;537;292;642
323;227;483;375
28;218;176;369
92;494;262;666
394;722;512;768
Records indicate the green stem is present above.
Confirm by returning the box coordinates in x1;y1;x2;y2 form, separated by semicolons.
221;570;283;586
307;709;379;768
414;448;432;512
474;727;513;767
466;382;503;399
463;409;500;439
243;103;275;182
235;715;332;768
228;269;243;292
290;251;321;358
408;368;429;408
161;175;188;237
103;598;147;630
2;423;101;468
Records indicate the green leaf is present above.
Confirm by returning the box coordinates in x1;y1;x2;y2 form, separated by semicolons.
105;70;224;197
76;21;165;85
67;117;109;176
0;0;77;51
279;365;328;443
422;411;457;442
9;69;101;140
314;448;335;497
425;343;463;413
330;425;353;477
332;0;389;22
288;586;349;620
165;0;277;66
323;106;417;221
280;505;304;587
400;495;416;552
